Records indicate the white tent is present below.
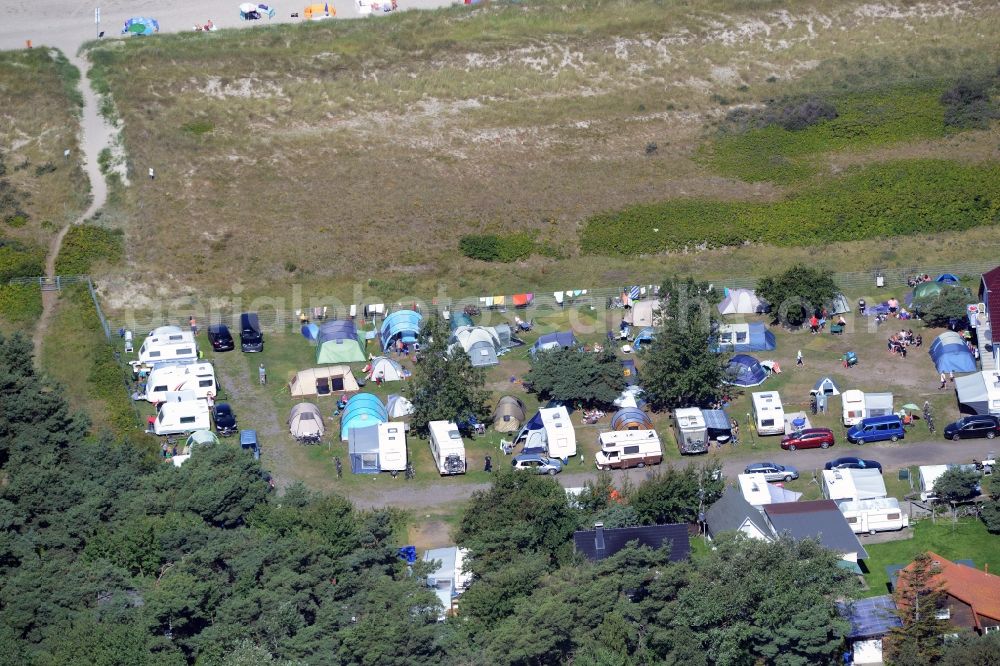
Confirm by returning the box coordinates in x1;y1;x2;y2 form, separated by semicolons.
822;468;887;502
717;288;766;315
288;403;325;439
366;356;407;383
289;366;360;397
386;394;415;418
450;326;501;367
810;376;842;396
624;300;660;328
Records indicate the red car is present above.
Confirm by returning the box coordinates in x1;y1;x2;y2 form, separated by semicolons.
780;428;835;451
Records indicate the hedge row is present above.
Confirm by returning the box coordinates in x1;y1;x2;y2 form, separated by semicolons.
55;224;124;275
459;232;537;262
580;160;1000;256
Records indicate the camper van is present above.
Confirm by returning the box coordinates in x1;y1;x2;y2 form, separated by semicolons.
151;394;211;436
428;420;466;476
240;312;264;352
846;415;904;445
674;408;708;454
138;326;197;365
751;391;785;436
594;430;663;470
837;497;909;534
841;390;865;426
143;362;217;403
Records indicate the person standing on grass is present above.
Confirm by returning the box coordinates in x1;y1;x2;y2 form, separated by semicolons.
259;363;266;385
796;350;803;366
148;167;155;180
939;372;946;390
189;316;197;335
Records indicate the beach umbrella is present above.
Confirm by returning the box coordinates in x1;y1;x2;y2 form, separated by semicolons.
901;403;920;411
239;2;257;11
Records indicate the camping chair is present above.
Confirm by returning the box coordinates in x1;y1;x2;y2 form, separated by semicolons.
842;351;858;368
316;377;331;396
830;324;844;335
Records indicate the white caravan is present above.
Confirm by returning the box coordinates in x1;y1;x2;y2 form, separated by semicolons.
841;390;865;426
751;391;785;436
138;326;198;365
428;420;466;476
144;362;217;403
837;497;909;534
594;430;663;470
152;393;210;435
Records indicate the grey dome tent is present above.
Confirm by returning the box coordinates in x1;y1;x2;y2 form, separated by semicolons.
450;326;501;367
611;407;653;431
492;396;527;433
810;376;842;396
288;403;324;439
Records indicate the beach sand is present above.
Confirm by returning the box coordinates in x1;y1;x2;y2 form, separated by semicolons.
0;0;460;52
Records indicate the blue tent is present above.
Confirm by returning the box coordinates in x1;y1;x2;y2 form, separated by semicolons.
340;394;387;441
713;322;776;353
633;327;656;351
316;320;366;364
928;331;977;373
621;359;639;386
724;354;768;387
348;425;381;474
122;17;160;35
380;310;422;350
530;331;577;356
936;273;960;283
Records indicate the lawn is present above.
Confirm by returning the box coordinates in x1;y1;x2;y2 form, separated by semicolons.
82;0;1000;305
860;518;999;598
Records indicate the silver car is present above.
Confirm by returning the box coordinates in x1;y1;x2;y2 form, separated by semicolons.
744;461;799;482
512;454;563;476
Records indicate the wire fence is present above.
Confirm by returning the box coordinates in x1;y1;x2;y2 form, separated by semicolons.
10;259;994;337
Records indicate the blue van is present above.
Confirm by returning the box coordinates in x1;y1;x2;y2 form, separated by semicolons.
846;415;905;445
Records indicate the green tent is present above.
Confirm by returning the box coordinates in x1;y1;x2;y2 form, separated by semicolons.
316;320;367;364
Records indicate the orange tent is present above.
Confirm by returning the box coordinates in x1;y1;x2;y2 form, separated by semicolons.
303;3;335;19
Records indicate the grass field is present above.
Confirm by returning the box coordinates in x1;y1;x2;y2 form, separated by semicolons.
84;0;1000;305
861;519;997;597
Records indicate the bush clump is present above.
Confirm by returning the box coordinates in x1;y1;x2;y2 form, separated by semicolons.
0;284;43;324
941;79;998;129
726;95;838;133
0;237;45;280
55;225;124;274
459;232;536;262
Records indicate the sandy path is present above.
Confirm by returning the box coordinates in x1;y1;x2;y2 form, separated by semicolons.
33;51;116;359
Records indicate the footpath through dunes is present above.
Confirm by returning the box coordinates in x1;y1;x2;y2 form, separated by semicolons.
33;51;116;359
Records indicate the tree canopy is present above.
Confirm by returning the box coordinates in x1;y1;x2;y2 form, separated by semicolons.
917;285;972;328
404;314;489;435
641;277;729;410
524;346;625;407
756;263;838;327
932;467;982;503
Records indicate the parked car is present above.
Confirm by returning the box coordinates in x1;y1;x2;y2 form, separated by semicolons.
213;402;238;436
744;462;798;482
824;456;883;474
207;323;235;352
781;428;835;451
240;429;260;460
846;415;904;444
944;415;1000;441
512;453;563;476
240;312;264;352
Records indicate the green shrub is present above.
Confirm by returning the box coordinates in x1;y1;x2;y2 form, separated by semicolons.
0;284;42;324
0;237;45;280
55;225;124;274
182;120;215;136
941;79;998;129
459;232;536;262
581;160;1000;255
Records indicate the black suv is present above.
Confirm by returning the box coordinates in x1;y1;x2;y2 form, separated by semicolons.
944;415;1000;441
207;323;234;352
240;312;264;352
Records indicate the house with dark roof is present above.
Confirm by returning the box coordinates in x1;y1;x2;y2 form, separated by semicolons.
573;523;690;562
895;552;1000;635
763;499;869;564
836;595;901;666
978;266;1000;372
704;486;772;541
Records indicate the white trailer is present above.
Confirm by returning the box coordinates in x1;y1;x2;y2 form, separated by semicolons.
139;326;198;365
837;497;909;534
144;362;217;403
152;394;211;435
841;389;865;426
540;406;577;459
822;468;887;502
428;420;466;476
751;391;785;436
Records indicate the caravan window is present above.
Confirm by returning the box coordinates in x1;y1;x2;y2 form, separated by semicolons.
198;379;214;388
168;334;183;341
887;513;900;520
845;516;858;524
177;348;193;356
761;419;775;427
153;385;168;393
180;416;196;424
149;351;161;358
623;445;640;455
157;411;165;423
